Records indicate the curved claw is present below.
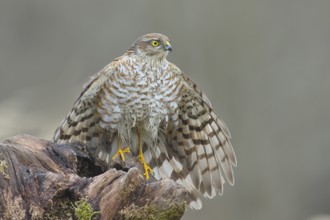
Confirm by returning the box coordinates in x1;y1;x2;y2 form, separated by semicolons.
112;147;131;161
138;154;153;180
136;127;153;179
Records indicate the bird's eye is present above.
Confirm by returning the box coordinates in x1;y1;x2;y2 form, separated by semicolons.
151;40;160;47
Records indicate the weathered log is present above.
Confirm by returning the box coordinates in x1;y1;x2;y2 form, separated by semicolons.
0;135;189;220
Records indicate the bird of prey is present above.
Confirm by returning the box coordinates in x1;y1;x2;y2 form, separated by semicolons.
53;33;237;209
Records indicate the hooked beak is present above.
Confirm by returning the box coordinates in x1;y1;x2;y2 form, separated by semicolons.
164;41;172;52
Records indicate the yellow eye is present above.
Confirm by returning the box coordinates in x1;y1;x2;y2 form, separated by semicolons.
151;40;160;47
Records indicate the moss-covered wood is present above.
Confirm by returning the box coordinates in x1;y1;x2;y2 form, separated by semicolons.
0;135;189;220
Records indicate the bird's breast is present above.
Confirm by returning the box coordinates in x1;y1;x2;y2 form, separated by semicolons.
120;68;168;120
100;62;182;137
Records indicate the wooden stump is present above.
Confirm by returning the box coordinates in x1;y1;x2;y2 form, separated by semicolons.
0;135;189;220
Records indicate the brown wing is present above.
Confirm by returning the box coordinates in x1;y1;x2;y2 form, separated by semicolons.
52;67;114;159
146;63;236;209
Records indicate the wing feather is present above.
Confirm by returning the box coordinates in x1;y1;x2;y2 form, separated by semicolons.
161;63;236;208
52;67;115;157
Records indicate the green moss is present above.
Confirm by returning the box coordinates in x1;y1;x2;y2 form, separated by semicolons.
72;199;100;220
43;199;73;220
0;159;9;179
120;202;186;220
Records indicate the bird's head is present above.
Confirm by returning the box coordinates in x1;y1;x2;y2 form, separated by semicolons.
128;33;172;60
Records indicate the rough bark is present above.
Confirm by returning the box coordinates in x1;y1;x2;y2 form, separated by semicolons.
0;135;189;220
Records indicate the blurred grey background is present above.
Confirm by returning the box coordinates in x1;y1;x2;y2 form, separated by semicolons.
1;0;330;219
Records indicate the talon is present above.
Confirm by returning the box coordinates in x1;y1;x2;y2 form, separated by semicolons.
112;147;131;161
137;127;153;180
139;154;153;180
112;134;130;161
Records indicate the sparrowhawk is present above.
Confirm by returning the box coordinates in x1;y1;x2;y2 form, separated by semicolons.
53;33;237;209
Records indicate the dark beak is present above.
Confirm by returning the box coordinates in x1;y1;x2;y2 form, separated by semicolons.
165;41;172;52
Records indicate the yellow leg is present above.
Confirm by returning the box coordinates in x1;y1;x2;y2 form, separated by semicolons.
137;128;153;180
112;134;130;161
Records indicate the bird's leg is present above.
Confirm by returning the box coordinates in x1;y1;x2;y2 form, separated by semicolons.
112;133;130;161
137;127;153;180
